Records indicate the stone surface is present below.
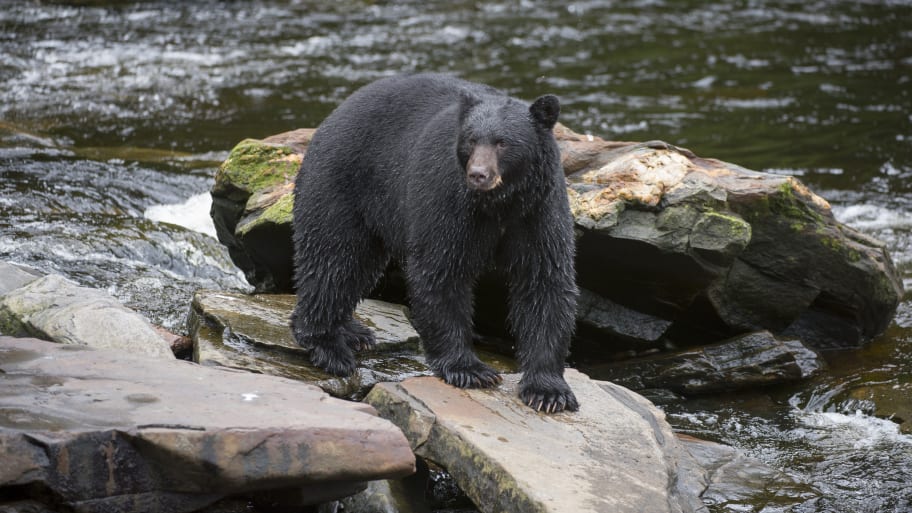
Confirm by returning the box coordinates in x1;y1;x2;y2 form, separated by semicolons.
188;289;515;400
586;331;824;394
0;261;43;298
0;274;174;358
568;139;902;349
210;131;313;292
676;434;816;511
0;336;415;513
575;288;672;349
209;126;902;352
153;325;193;356
365;369;705;513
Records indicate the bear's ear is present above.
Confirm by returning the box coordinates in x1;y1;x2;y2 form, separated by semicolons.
530;94;560;129
458;92;480;123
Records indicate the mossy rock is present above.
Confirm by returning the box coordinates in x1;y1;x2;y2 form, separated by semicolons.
210;128;903;353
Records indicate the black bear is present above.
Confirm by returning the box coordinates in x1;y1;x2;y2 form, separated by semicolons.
291;73;579;412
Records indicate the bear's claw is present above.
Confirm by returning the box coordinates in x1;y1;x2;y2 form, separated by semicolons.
341;319;376;351
440;362;502;389
519;378;579;413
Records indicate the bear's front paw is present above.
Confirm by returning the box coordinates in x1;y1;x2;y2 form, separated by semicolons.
519;375;579;413
309;343;357;377
341;319;376;351
439;361;502;389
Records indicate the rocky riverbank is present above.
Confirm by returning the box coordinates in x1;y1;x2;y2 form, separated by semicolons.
1;123;904;512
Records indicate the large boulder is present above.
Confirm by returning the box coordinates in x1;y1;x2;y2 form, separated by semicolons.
364;369;705;513
0;336;415;513
566;139;902;350
0;273;174;358
210;126;903;352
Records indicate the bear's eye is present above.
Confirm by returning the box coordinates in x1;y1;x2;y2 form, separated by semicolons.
495;139;507;149
468;137;477;146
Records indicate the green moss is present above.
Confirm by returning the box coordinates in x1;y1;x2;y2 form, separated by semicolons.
236;191;293;236
820;235;863;263
770;180;825;225
261;191;295;225
214;139;300;195
704;211;751;238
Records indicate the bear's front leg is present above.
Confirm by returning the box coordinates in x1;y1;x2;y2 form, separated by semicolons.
406;262;502;389
503;214;580;413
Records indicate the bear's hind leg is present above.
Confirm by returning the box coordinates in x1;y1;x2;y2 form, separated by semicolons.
340;317;376;352
291;215;387;376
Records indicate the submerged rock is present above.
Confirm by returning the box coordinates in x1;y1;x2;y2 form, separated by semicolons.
0;274;174;358
586;331;824;394
366;369;705;513
210;126;902;354
188;289;514;400
0;336;414;513
676;434;817;510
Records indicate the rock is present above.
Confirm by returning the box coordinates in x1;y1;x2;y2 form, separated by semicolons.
365;369;705;513
188;289;515;400
575;288;672;350
339;459;478;513
0;336;414;513
585;331;824;394
210;131;314;292
153;325;194;356
0;274;174;358
568;139;902;349
338;480;403;513
209;127;902;352
676;434;817;510
0;261;43;297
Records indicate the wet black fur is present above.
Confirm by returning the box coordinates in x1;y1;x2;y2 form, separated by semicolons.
291;73;579;412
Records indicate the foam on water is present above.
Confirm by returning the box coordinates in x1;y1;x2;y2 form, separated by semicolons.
832;203;912;231
143;192;218;239
795;409;912;449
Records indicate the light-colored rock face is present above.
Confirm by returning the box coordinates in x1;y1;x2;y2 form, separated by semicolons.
0;336;415;513
0;274;174;358
0;261;42;297
366;369;704;513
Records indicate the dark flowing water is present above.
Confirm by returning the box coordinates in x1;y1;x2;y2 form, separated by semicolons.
1;1;910;511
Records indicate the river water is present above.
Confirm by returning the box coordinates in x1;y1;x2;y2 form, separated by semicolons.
1;1;910;511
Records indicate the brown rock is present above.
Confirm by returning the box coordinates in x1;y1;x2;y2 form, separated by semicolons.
0;336;414;513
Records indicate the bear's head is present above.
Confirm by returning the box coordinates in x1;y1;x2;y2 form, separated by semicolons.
457;94;560;192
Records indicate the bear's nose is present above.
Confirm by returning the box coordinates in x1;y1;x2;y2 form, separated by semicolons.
468;166;490;187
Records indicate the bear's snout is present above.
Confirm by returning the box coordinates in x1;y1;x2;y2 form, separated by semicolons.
466;145;502;191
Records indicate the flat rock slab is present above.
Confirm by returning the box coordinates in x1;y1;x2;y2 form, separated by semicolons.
587;330;824;394
188;290;514;400
0;337;414;513
366;369;704;513
0;274;173;358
